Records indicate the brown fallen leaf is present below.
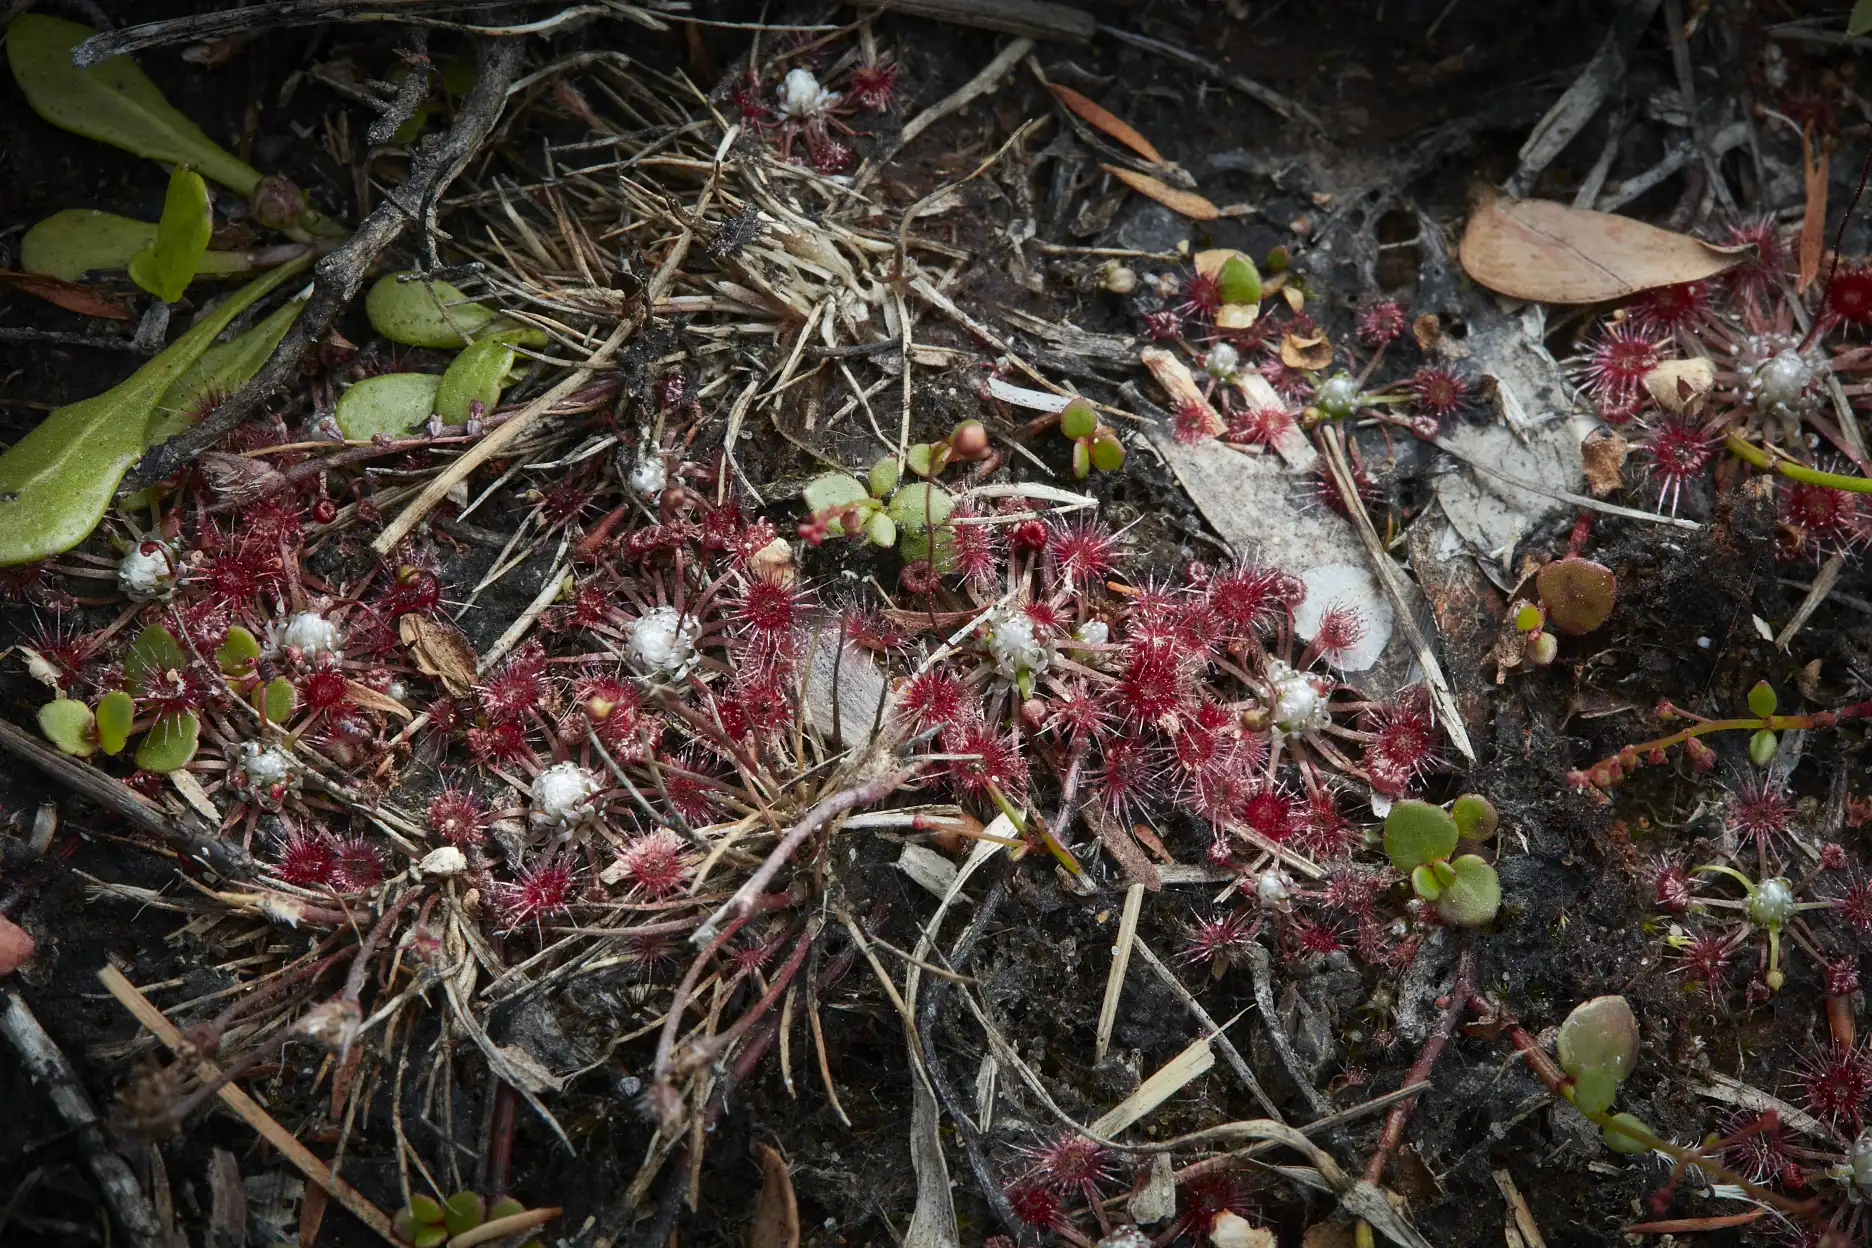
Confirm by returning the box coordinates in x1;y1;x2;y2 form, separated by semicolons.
1102;165;1219;221
399;615;478;696
344;679;414;720
1458;188;1749;302
750;1142;800;1248
1280;330;1333;371
0;271;132;320
1580;426;1630;498
1800;125;1827;294
1050;83;1163;163
1139;346;1225;437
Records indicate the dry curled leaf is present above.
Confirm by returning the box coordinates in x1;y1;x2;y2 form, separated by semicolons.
750;1142;800;1248
1102;165;1219;221
1049;83;1162;163
399;614;477;696
1280;330;1333;370
1642;357;1716;414
1459;189;1749;302
1412;312;1443;352
1580;426;1630;498
1140;346;1224;437
0;270;132;320
344;679;414;720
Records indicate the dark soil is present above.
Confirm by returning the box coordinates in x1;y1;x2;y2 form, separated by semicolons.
4;3;1871;1248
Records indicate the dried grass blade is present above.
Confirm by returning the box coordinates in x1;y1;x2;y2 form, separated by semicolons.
1090;1036;1214;1137
1101;165;1219;220
1094;883;1144;1062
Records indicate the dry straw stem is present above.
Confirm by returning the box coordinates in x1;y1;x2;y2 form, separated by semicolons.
1094;882;1144;1063
96;965;399;1244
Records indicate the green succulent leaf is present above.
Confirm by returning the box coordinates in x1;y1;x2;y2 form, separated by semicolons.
38;699;96;757
1433;854;1501;927
867;457;900;500
864;510;897;548
1089;432;1126;473
135;710;199;772
364;271;499;347
149;297;307;446
334;373;442;441
487;1196;526;1220
905;442;937;478
124;624;188;695
8;15;264;196
887;480;954;533
1409;863;1442;902
434;332;537;425
1512;601;1544;631
20;209;254;283
95;690;135;755
1216;253;1262;305
1600;1112;1653;1155
1535;556;1616;636
1747;680;1778;718
0;257;311;566
897;526;958;574
257;676;295;724
442;1191;487;1236
215;626;262;675
1071;438;1092;479
1569;1066;1619;1115
801;472;868;518
1451;793;1498;842
1556;995;1639;1085
1749;727;1778;767
1381;799;1458;874
127;165;213;303
407;1194;443;1225
1060;396;1098;441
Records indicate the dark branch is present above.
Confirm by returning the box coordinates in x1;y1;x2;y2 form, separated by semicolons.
133;35;524;485
70;0;521;65
366;30;434;146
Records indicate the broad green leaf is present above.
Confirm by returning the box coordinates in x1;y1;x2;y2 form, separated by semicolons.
1089;432;1125;473
887;480;954;533
442;1192;486;1236
215;625;261;674
1060;397;1098;441
334;373;441;440
486;1197;525;1221
1409;863;1442;902
8;15;263;195
1556;995;1639;1084
38;699;96;757
135;709;198;772
1451;793;1498;842
1747;680;1777;718
21;209;252;283
0;256;310;565
905;442;936;478
257;676;295;723
1433;854;1501;927
1569;1066;1618;1115
801;472;867;516
897;526;958;573
149;297;307;445
434;333;528;424
124;623;188;694
95;689;134;754
364;271;499;347
127;165;212;303
867;457;900;499
864;510;897;547
1381;798;1458;873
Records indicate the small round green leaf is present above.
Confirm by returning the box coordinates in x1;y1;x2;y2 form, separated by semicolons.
802;472;867;517
334;373;441;440
442;1192;486;1235
487;1196;525;1220
38;699;96;757
408;1194;443;1224
887;481;954;534
1060;397;1098;441
1747;680;1777;719
868;457;900;499
905;442;937;478
1451;793;1498;842
1601;1112;1652;1155
364;272;499;348
257;676;295;724
135;710;199;772
1216;253;1262;305
1569;1066;1618;1115
435;334;527;425
1071;438;1092;479
1536;556;1616;636
1382;799;1459;873
1089;432;1126;473
1434;855;1501;927
897;526;958;574
95;690;134;755
864;510;897;548
124;624;188;695
215;625;261;674
1512;602;1544;632
1749;728;1778;767
1556;995;1639;1084
413;1227;446;1248
1409;863;1442;901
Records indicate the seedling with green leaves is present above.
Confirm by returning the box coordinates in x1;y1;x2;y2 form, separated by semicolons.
38;623;204;772
799;453;958;562
1057;396;1126;479
1506;555;1617;670
1382;794;1501;927
391;1190;558;1248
